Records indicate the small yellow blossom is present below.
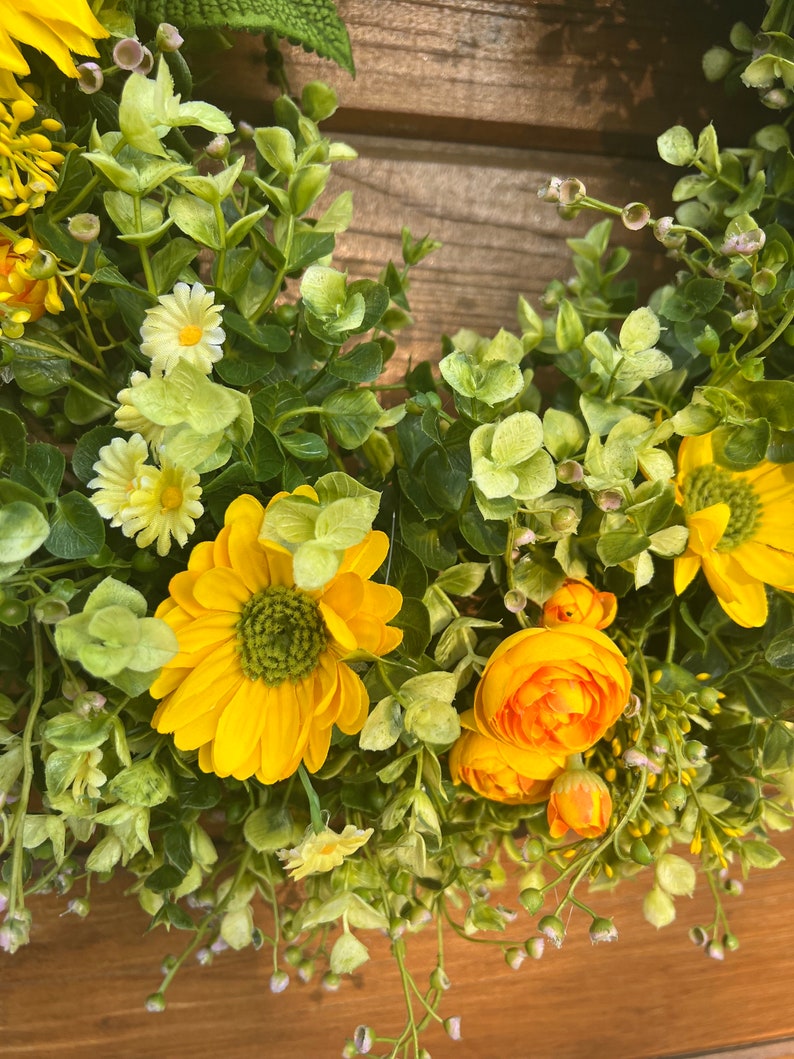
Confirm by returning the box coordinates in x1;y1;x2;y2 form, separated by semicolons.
87;433;149;526
72;748;106;800
140;282;225;375
121;459;203;556
279;824;374;880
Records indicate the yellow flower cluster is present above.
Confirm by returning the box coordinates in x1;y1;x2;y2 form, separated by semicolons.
0;99;67;217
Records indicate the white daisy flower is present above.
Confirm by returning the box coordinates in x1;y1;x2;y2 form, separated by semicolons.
88;433;149;526
120;458;203;556
114;370;165;446
140;281;225;375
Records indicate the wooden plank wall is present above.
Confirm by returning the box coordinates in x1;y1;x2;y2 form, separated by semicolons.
5;3;794;1057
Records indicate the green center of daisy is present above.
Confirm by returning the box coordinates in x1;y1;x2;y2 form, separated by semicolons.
683;464;760;550
236;585;328;686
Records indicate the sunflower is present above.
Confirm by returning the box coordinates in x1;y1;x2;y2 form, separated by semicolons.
674;431;794;627
150;491;403;784
0;0;109;100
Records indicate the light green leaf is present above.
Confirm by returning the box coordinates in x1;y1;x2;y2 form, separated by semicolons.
292;540;340;590
619;306;661;353
490;410;543;465
359;695;403;751
0;501;49;563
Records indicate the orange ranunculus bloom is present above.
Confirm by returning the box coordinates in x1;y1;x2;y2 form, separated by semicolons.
547;768;612;839
542;578;617;630
449;712;564;805
472;625;631;757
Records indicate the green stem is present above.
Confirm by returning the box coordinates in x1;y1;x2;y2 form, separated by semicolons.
5;623;45;920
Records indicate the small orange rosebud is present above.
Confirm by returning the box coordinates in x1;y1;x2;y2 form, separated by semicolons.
547;768;612;839
542;578;617;630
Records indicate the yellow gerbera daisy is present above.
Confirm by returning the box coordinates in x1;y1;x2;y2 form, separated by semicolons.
0;0;109;100
674;431;794;627
150;491;404;784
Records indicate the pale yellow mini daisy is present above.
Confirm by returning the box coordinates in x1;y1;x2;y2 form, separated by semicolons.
121;459;203;556
114;370;165;446
140;282;225;375
87;433;149;526
279;824;374;881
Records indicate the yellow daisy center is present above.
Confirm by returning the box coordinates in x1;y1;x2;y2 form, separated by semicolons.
683;464;759;550
178;323;203;346
160;485;184;511
237;585;328;686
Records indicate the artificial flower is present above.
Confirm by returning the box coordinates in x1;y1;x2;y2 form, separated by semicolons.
547;767;612;839
87;433;149;526
121;458;203;556
140;281;226;375
0;233;63;328
279;824;374;880
674;431;794;627
472;625;631;757
0;99;66;216
449;717;564;805
0;0;108;100
542;578;617;630
150;491;403;784
114;371;166;446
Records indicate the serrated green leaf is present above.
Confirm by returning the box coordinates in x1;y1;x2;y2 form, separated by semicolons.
137;0;354;74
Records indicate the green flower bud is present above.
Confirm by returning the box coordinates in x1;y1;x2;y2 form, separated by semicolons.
731;308;759;334
144;992;166;1013
519;887;544;914
524;936;545;959
589;917;618;943
430;965;451;991
684;739;707;763
630;838;653;865
538;914;565;947
68;213;100;243
663;782;687;811
26;249;59;280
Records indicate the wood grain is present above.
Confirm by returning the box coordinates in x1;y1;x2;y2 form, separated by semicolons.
3;831;794;1058
205;0;764;156
321;136;675;373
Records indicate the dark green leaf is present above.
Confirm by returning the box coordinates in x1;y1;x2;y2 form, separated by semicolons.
145;863;185;892
0;409;27;469
765;626;794;669
224;311;290;352
136;0;354;73
45;491;105;559
459;505;509;557
10;444;64;500
150;237;199;293
164;825;193;876
322;389;381;448
280;431;329;461
392;597;431;658
329;341;383;383
72;426;125;484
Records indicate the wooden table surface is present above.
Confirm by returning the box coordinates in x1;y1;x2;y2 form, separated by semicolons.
5;2;793;1056
4;831;794;1058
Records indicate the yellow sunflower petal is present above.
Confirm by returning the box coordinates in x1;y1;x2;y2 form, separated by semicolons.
192;566;250;612
731;540;794;590
212;679;269;776
673;551;702;595
339;530;390;579
703;552;768;628
334;662;370;734
318;600;359;653
688;504;730;552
